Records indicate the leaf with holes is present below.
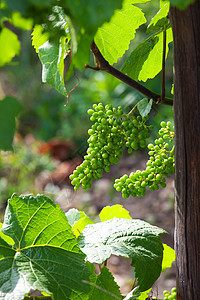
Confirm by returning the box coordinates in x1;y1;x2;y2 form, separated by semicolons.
78;218;166;292
0;194;91;300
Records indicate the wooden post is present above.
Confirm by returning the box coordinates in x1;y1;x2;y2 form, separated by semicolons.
170;1;200;298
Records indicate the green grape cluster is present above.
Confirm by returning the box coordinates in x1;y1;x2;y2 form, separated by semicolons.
114;121;175;199
70;102;151;190
163;287;177;299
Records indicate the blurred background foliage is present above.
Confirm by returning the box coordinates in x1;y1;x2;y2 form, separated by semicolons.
0;0;173;211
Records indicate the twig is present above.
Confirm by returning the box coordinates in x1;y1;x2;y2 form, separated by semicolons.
89;41;173;106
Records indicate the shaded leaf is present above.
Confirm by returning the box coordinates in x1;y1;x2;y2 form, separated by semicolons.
78;218;166;291
99;205;132;222
169;0;195;10
121;28;173;82
146;3;170;34
0;96;22;151
38;37;68;96
137;98;153;117
136;288;152;300
161;244;175;272
0;194;91;300
0;28;20;66
94;0;146;65
66;0;123;69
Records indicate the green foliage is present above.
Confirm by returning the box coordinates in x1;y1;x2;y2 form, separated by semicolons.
0;27;20;66
38;38;68;97
146;3;170;34
121;28;173;82
0;199;175;299
0;194;91;300
94;0;146;65
0;96;22;150
137;98;153;117
0;0;179;298
170;0;195;10
88;265;121;300
65;208;94;238
162;243;176;272
99;204;132;221
78;217;165;292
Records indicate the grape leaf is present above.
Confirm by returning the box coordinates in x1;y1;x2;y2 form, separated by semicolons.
121;28;173;82
11;11;33;30
66;208;94;238
65;0;123;69
99;205;132;222
0;194;91;300
169;0;195;10
88;265;121;300
146;3;170;34
94;0;146;65
0;96;22;151
0;222;14;245
78;218;166;292
32;25;49;53
161;244;175;272
38;37;68;97
0;28;20;66
137;98;153;117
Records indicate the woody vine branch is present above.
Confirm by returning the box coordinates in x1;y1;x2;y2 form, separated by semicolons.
85;41;173;106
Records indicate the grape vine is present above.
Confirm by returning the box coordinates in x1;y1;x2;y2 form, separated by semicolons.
114;121;175;198
70;102;152;190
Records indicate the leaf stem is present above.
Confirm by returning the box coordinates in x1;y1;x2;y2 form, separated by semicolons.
89;41;173;106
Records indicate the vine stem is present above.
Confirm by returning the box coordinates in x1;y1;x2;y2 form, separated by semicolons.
88;41;173;106
161;29;167;102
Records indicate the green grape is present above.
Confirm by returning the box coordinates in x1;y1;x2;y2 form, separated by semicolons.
114;121;175;198
70;103;152;190
163;287;177;299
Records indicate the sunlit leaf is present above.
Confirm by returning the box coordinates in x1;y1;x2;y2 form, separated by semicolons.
162;244;175;272
121;28;173;82
0;28;20;66
0;194;91;300
99;205;132;222
94;0;146;65
79;218;166;292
